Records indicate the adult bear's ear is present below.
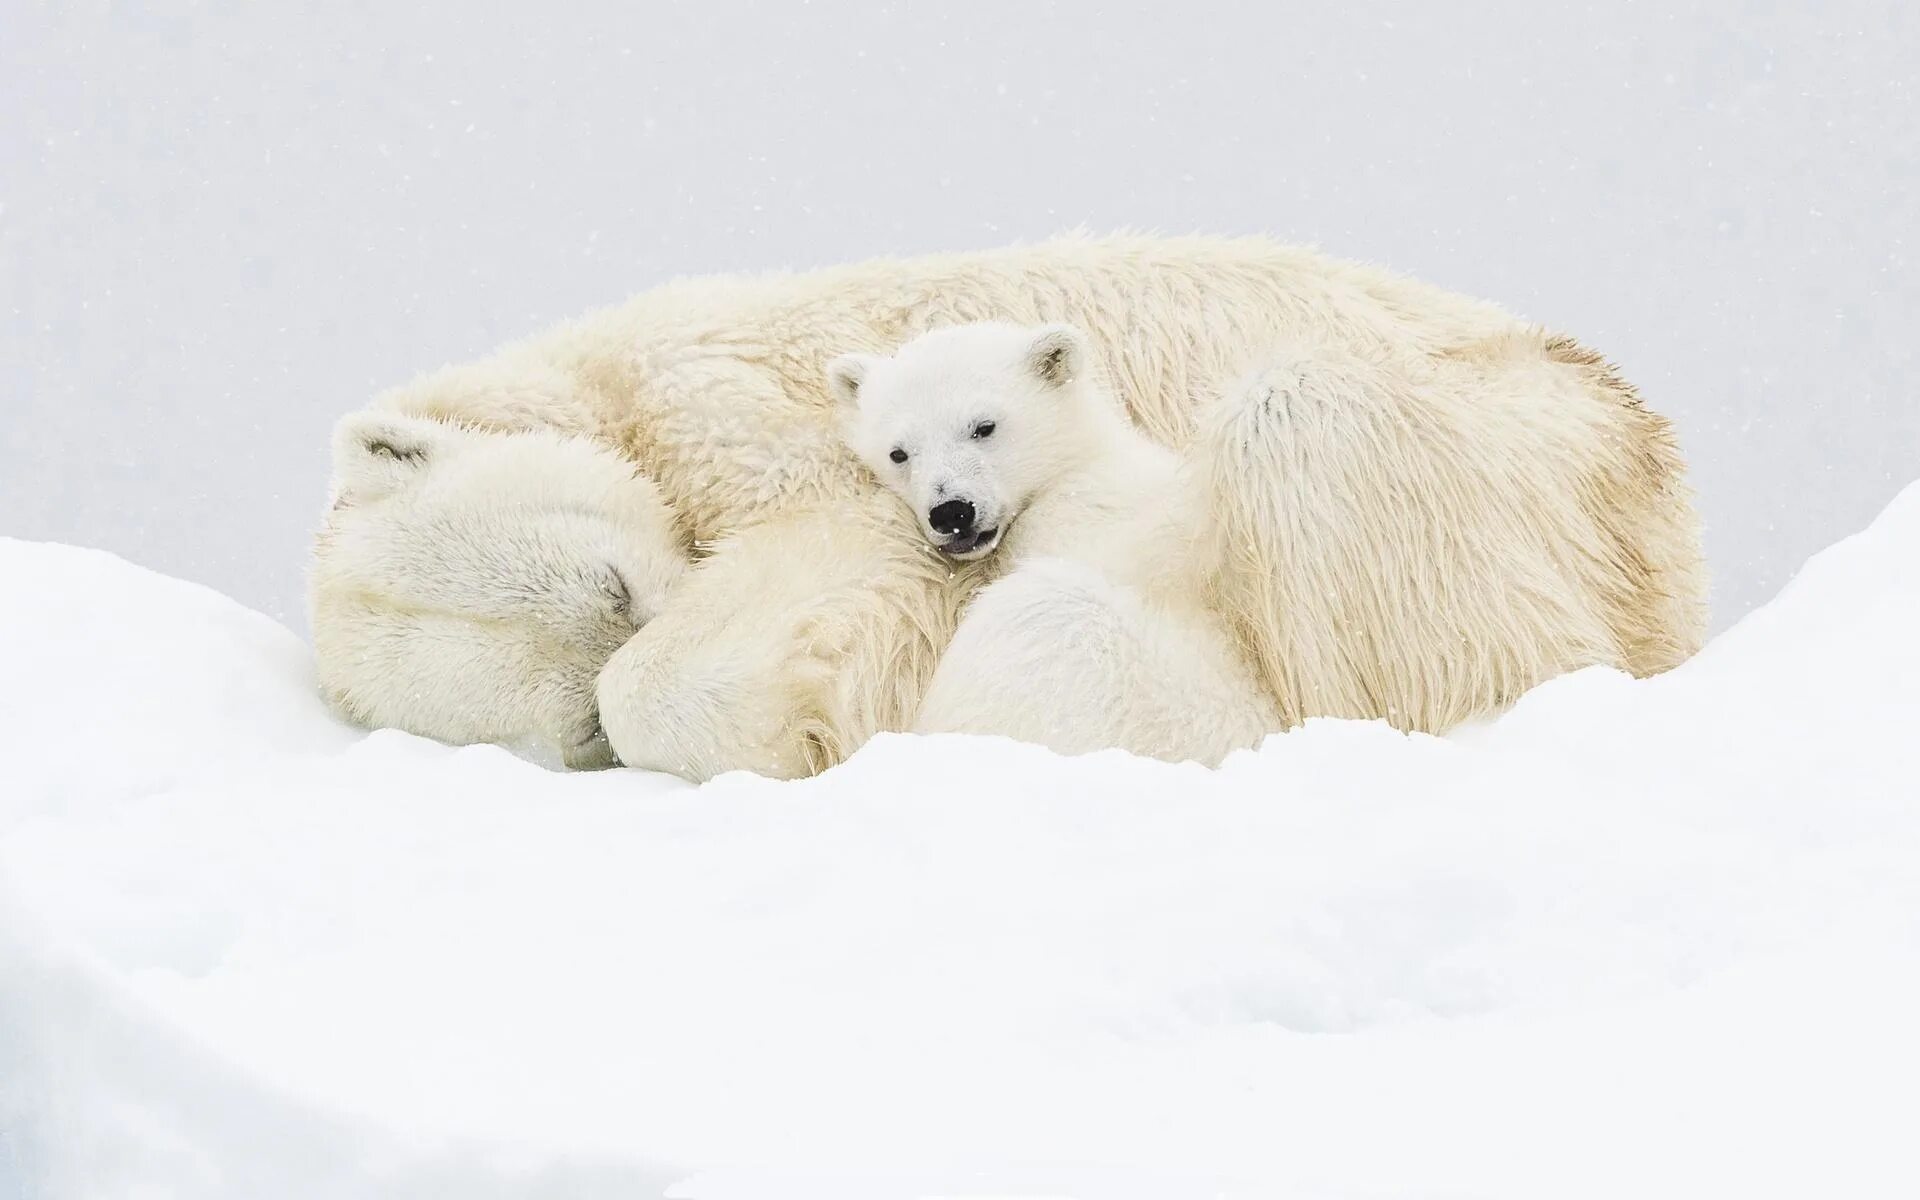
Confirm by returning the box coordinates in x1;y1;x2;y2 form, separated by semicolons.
328;411;446;507
825;353;877;411
1024;324;1087;389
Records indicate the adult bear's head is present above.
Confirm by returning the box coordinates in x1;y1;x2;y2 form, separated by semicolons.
311;411;687;769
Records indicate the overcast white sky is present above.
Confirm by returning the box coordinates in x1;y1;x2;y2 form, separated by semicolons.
3;1;1915;632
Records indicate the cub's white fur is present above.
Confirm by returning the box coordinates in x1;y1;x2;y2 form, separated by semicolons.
832;322;1277;764
828;322;1173;570
309;235;1708;780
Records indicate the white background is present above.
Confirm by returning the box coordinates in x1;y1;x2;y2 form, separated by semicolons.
4;0;1915;630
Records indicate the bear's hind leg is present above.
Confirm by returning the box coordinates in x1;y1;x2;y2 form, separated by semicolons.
1194;341;1629;734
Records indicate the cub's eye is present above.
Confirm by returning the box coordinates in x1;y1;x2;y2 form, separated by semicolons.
889;448;909;464
971;421;996;440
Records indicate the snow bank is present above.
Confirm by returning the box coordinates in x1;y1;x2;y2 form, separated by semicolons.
3;487;1918;1199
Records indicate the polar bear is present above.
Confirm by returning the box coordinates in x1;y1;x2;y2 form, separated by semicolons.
314;414;686;768
827;322;1179;570
829;321;1278;764
309;234;1708;780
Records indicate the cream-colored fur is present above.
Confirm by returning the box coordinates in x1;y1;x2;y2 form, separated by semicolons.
313;414;686;768
309;234;1708;780
1198;335;1704;732
831;321;1279;764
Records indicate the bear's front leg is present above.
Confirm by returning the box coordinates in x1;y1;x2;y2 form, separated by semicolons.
596;494;977;782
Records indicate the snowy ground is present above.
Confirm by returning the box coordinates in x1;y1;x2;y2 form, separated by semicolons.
4;484;1919;1199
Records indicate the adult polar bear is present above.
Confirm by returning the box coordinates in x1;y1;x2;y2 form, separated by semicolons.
311;234;1706;780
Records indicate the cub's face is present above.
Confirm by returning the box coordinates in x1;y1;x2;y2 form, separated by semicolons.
310;412;687;768
829;322;1089;561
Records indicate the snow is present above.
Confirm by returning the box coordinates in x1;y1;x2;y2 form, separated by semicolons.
4;483;1920;1199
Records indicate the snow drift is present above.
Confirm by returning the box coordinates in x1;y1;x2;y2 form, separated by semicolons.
4;483;1919;1199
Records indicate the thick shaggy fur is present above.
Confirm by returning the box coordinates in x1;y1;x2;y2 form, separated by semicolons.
1200;334;1704;733
309;234;1708;779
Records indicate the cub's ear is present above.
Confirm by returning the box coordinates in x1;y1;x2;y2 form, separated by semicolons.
1024;324;1088;389
328;411;447;506
825;353;878;411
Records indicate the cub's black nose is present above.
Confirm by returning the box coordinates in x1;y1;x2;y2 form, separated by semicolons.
928;498;977;536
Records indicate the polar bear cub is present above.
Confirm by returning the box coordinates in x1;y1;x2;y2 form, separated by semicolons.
829;323;1278;765
829;323;1178;572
